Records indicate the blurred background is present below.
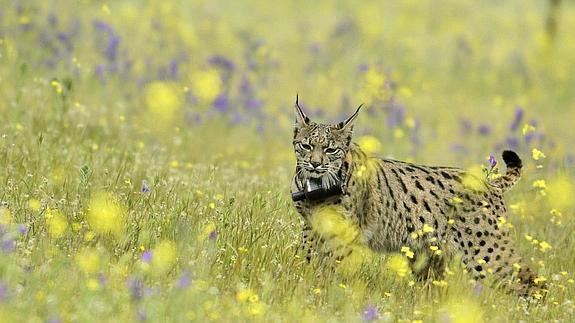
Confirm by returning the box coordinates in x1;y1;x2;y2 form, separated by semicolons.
1;0;574;166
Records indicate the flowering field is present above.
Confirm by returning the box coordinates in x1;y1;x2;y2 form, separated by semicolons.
1;0;575;321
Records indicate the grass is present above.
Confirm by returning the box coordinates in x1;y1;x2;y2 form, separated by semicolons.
1;0;574;321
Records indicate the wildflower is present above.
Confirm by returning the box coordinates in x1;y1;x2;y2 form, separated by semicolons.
236;288;256;302
28;199;41;212
422;224;434;233
151;240;177;275
190;69;222;105
531;148;546;161
310;205;360;245
357;136;382;154
387;254;410;277
141;181;150;193
87;192;125;237
144;81;183;124
532;180;546;189
488;155;497;170
17;224;27;235
362;306;379;321
0;282;8;301
462;166;485;191
312;288;321;295
2;239;15;253
539;241;552;252
46;208;68;238
522;124;536;136
127;277;144;301
247;302;266;316
401;246;414;259
75;248;100;274
510;107;524;131
546;176;574;210
141;250;152;263
177;271;191;289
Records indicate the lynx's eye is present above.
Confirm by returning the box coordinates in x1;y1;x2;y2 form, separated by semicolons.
299;143;312;151
324;147;339;154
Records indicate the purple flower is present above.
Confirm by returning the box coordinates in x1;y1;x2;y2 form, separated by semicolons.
506;136;519;150
474;282;484;295
127;277;144;301
93;20;120;61
137;308;147;321
245;98;261;110
208;230;218;241
362;306;378;321
2;239;15;253
386;102;405;128
141;181;150;193
488;155;497;170
209;55;235;72
0;283;8;301
510;107;524;131
478;124;491;136
141;251;152;263
459;118;473;134
177;271;191;289
98;273;108;286
213;93;229;112
17;224;27;235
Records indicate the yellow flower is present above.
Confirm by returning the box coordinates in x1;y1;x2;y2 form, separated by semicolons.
387;254;410;277
522;124;536;136
87;192;125;237
236;288;256;303
546;175;574;210
312;288;321;295
539;241;552;252
422;224;434;233
462;165;486;191
145;81;183;124
445;298;484;323
75;248;101;274
190;69;222;104
357;136;382;154
151;240;177;275
0;207;12;225
309;205;359;245
46;208;68;238
28;198;41;212
247;302;266;316
532;180;546;189
401;246;414;259
86;279;99;291
531;148;546;161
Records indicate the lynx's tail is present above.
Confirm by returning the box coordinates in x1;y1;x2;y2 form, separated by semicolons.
494;150;522;192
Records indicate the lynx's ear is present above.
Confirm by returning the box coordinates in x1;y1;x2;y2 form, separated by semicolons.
337;104;363;131
294;94;310;126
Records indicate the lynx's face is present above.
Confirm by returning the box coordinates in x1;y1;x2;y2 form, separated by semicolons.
293;97;361;188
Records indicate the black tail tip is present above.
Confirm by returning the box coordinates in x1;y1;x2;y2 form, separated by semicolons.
502;150;522;168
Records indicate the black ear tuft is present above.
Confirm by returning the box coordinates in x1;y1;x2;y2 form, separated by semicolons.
502;150;522;168
295;94;310;125
338;104;363;130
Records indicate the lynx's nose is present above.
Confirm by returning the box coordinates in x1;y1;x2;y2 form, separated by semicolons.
310;160;322;168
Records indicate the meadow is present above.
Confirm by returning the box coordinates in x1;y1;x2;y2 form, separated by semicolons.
1;0;574;321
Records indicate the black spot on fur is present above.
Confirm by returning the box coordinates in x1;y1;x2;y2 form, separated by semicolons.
440;171;452;180
423;200;432;212
415;180;424;191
